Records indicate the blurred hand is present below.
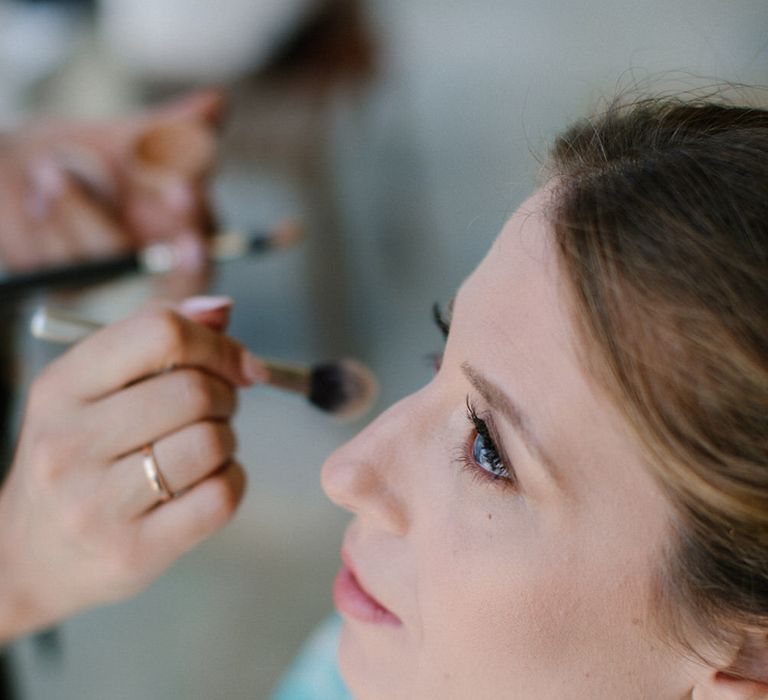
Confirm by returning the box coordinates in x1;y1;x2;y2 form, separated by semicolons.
0;90;223;277
0;297;263;642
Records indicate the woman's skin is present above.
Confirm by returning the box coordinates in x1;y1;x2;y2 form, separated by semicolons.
322;189;740;699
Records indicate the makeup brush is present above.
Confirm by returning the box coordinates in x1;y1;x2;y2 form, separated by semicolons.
0;220;303;298
262;359;378;419
29;306;378;420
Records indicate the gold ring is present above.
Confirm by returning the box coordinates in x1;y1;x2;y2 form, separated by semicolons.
142;444;173;503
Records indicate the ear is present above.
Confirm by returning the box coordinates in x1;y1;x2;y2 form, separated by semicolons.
692;673;768;700
692;632;768;700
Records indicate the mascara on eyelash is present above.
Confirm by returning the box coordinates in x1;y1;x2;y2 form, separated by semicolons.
464;397;515;484
432;302;451;338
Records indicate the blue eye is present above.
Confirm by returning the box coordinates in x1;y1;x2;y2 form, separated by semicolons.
471;429;508;478
463;398;516;487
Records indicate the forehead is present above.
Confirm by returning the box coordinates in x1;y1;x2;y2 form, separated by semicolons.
452;190;665;511
456;190;576;406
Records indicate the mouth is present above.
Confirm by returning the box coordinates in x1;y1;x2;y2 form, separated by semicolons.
333;549;402;627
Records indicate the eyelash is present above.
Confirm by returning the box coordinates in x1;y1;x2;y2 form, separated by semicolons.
429;303;451;372
459;398;517;490
432;302;451;339
431;304;517;491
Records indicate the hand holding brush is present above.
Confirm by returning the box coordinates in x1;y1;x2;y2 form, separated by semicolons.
0;299;258;643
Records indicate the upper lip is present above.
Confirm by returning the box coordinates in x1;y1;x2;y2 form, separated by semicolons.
341;546;401;622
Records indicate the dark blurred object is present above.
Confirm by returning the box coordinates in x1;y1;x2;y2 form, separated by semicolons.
0;303;19;700
12;0;93;8
0;651;18;700
259;0;376;90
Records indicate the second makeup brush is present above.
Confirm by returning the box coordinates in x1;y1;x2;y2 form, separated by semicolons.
0;220;303;298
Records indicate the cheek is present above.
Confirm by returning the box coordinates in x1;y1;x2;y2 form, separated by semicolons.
413;510;576;694
410;496;670;698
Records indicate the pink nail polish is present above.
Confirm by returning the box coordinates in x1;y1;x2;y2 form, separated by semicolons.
25;158;66;220
178;295;233;315
30;158;66;198
164;180;195;213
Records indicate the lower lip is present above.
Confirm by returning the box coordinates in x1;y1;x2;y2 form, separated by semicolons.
333;564;402;627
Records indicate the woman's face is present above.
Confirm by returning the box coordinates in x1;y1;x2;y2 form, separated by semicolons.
322;189;698;699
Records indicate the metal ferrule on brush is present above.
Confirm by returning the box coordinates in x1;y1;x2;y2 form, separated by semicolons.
261;360;311;396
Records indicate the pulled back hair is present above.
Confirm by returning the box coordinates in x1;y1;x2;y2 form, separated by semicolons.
548;97;768;669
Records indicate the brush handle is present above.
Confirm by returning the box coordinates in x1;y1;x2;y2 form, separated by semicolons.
30;307;103;344
0;255;139;297
0;226;295;299
28;306;311;395
260;361;311;396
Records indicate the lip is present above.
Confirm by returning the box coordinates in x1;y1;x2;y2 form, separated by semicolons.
333;549;402;627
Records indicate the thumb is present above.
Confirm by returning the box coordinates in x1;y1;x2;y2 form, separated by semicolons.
94;90;225;157
150;89;226;127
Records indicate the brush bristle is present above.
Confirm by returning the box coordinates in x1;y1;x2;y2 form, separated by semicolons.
309;359;378;419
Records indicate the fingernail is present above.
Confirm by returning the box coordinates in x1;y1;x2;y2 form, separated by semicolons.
241;351;268;385
30;158;66;198
164;180;195;213
173;231;208;272
25;158;66;220
178;295;233;315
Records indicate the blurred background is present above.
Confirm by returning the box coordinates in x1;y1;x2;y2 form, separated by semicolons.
0;0;766;697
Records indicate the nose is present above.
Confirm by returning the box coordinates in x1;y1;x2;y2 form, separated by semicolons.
321;393;421;537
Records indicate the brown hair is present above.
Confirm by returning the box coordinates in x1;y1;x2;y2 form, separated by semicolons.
548;96;768;668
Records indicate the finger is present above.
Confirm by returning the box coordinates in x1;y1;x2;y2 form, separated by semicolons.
148;89;226;127
151;261;211;300
123;130;214;264
49;144;120;210
123;191;187;241
137;461;246;573
48;308;266;401
107;421;236;518
86;367;237;459
50;172;132;258
130;119;215;182
168;229;209;274
23;158;128;262
176;295;233;332
24;159;98;265
26;223;78;265
0;160;47;269
90;90;227;155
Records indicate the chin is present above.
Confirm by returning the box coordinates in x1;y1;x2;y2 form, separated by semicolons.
337;620;414;700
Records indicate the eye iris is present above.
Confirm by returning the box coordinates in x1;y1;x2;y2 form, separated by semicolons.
472;431;505;476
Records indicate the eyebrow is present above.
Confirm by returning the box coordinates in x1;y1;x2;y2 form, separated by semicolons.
461;361;561;485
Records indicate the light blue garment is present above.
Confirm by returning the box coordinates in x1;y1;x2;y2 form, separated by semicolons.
270;615;354;700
